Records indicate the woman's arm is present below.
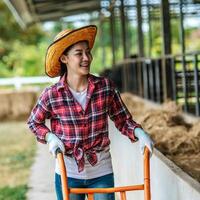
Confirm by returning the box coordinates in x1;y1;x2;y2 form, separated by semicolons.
108;80;154;154
27;88;51;143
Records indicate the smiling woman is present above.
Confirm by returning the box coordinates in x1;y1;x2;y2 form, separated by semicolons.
60;41;92;92
0;121;36;200
27;25;154;200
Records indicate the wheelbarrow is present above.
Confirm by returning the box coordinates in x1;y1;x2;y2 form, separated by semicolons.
56;147;151;200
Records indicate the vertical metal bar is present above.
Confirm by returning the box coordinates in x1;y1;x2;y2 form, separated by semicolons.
179;0;188;111
143;62;149;99
160;0;171;55
88;194;94;200
130;62;136;93
120;191;127;200
136;0;144;96
135;61;139;93
155;59;161;103
138;61;144;97
194;54;200;116
182;55;188;112
136;0;144;57
144;148;151;200
160;0;174;102
147;0;152;57
161;57;166;102
120;0;127;58
161;57;167;101
127;63;131;92
134;61;139;94
109;0;116;66
176;65;182;101
162;55;174;101
120;0;128;91
179;0;185;54
122;63;128;92
171;57;177;101
149;60;155;101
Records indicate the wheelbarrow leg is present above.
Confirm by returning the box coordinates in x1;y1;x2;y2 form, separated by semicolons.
88;193;94;200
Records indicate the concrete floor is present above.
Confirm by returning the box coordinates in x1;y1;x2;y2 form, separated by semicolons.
26;142;56;200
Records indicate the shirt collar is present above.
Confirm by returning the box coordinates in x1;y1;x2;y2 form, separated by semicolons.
57;73;67;91
56;73;100;91
88;73;100;85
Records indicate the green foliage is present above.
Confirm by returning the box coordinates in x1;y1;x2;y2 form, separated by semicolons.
0;185;27;200
91;46;113;74
0;1;48;77
150;20;162;57
0;2;21;42
1;41;47;77
90;20;113;73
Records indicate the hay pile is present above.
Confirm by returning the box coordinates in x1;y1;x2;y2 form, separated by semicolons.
0;90;38;121
121;92;200;182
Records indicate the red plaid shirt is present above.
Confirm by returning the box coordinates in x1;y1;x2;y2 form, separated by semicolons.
27;74;141;172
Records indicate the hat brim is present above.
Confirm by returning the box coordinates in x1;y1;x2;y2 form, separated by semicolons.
45;25;97;78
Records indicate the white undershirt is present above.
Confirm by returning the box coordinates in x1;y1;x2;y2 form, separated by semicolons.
55;86;113;179
68;86;87;110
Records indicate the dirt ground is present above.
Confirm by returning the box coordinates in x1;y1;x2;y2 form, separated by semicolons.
121;92;200;183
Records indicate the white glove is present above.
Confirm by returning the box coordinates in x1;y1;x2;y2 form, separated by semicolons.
134;128;154;156
45;132;65;157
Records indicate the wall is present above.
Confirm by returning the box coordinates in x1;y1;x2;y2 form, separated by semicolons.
109;121;200;200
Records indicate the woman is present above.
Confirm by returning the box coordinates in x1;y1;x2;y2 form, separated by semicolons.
27;25;154;200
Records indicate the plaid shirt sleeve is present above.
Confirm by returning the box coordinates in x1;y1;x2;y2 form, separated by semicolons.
108;80;141;142
27;88;51;143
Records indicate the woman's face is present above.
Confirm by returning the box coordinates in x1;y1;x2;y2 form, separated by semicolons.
60;41;92;77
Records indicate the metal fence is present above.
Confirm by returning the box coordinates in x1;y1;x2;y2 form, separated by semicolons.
104;52;200;117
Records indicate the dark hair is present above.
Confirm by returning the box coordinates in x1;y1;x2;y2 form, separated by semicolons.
59;45;72;77
60;62;67;77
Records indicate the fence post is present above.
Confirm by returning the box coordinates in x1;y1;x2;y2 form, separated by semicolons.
162;57;174;101
194;54;200;116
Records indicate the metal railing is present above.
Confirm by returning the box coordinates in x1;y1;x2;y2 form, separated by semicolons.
102;52;200;117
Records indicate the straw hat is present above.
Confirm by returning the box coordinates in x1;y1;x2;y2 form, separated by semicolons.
45;25;97;77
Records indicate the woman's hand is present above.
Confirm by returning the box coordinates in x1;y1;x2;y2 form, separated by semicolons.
45;132;65;157
134;128;154;156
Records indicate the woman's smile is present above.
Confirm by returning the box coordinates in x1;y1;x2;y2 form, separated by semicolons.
80;62;90;68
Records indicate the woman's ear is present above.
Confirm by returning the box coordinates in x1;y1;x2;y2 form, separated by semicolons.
60;54;68;64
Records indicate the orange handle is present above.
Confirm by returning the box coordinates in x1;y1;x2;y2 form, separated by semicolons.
144;147;151;200
56;149;70;200
56;147;151;200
